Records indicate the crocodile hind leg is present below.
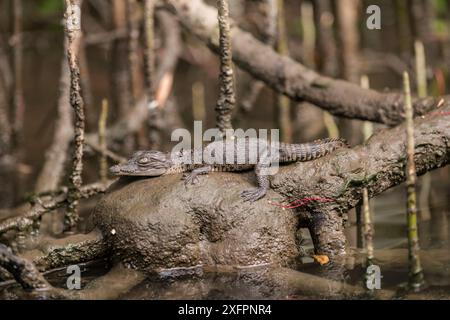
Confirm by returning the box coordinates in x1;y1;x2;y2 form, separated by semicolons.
241;163;271;202
183;166;212;186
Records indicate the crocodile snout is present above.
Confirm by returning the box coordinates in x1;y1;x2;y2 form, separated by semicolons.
109;165;121;175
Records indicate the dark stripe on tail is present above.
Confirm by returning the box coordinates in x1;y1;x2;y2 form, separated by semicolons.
280;138;348;162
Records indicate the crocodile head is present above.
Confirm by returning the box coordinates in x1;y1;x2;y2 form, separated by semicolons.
110;151;173;177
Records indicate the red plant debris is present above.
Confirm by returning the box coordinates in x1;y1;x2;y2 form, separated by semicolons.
427;111;450;117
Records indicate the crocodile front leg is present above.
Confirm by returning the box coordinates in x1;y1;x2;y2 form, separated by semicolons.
241;163;271;202
183;166;212;186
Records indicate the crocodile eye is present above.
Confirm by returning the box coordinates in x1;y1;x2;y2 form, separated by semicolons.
138;157;150;165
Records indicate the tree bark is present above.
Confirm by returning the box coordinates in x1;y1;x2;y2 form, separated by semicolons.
164;0;445;126
0;243;51;291
270;106;450;255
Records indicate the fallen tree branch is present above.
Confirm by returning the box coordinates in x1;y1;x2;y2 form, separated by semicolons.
270;106;450;256
164;0;447;125
1;251;145;299
99;107;449;258
22;230;109;272
0;243;51;291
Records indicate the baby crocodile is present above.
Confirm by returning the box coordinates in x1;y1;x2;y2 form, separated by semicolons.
110;137;348;202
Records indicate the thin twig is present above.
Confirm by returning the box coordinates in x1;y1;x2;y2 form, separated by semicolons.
192;81;206;122
323;112;340;139
216;0;236;133
84;28;128;45
64;0;86;232
144;0;156;104
415;40;431;222
414;41;427;98
85;140;126;163
360;75;374;262
362;188;374;262
301;1;316;68
403;71;425;290
99;99;109;182
0;244;51;291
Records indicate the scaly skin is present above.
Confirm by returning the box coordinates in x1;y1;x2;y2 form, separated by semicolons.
110;138;348;202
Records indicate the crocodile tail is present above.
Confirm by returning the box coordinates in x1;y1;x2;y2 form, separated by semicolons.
309;138;349;159
315;137;350;149
281;138;348;161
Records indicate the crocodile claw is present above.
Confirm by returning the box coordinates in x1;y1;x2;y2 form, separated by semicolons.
241;187;267;202
183;172;199;186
